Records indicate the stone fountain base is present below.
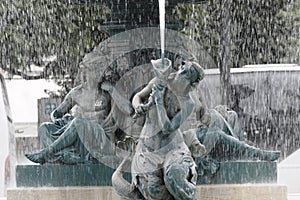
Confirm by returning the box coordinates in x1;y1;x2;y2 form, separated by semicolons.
13;160;282;199
15;161;277;187
7;184;287;200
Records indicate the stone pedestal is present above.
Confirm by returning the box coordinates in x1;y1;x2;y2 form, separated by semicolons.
207;161;277;184
16;163;130;187
16;161;277;187
7;184;287;200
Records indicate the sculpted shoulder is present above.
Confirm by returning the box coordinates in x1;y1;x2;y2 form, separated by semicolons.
68;85;84;99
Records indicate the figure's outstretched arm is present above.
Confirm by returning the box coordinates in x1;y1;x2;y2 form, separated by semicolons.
153;84;193;134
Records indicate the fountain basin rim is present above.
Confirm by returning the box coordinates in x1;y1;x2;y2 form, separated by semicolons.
205;64;300;75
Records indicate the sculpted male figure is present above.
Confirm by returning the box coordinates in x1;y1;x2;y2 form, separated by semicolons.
184;105;280;162
129;58;205;200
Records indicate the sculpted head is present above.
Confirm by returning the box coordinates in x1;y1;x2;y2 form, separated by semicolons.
78;63;99;88
186;61;205;87
168;60;205;95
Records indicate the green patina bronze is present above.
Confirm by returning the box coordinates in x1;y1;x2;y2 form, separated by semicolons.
25;65;122;165
22;56;280;200
112;58;205;200
16;161;277;187
16;163;130;187
20;2;281;199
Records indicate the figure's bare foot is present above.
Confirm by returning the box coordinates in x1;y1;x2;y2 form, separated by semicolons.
25;150;47;164
190;140;206;158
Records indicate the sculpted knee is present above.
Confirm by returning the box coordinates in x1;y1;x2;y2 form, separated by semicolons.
164;156;197;200
38;122;54;137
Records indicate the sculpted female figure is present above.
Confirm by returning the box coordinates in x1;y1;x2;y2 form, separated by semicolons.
25;64;131;165
128;58;205;200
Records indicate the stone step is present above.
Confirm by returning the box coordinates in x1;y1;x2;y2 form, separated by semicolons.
7;187;121;200
7;185;287;200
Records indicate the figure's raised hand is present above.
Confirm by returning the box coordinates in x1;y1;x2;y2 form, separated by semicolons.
134;104;146;115
151;83;165;104
132;104;147;119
